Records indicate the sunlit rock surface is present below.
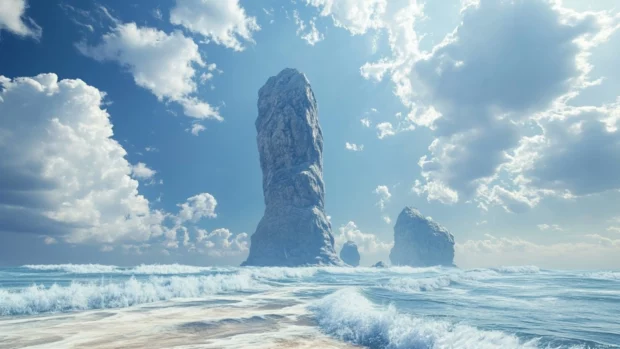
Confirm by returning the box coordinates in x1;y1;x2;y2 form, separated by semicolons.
389;207;455;267
242;68;340;266
340;241;360;267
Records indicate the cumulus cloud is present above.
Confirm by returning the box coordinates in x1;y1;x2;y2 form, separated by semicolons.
78;22;222;121
373;185;391;210
170;0;260;52
0;0;41;39
195;228;248;256
360;117;371;127
0;73;237;256
334;221;392;254
131;162;156;179
306;0;387;35
293;10;324;45
188;123;206;136
313;0;619;210
345;142;364;152
456;233;620;269
382;215;391;224
0;74;165;244
176;193;217;223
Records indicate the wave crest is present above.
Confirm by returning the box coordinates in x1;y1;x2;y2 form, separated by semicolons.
0;274;265;316
310;288;541;349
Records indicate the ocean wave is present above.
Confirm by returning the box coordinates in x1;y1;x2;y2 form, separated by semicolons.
493;266;541;274
0;274;266;316
584;271;620;280
22;264;118;274
384;275;453;293
22;264;218;275
310;288;541;349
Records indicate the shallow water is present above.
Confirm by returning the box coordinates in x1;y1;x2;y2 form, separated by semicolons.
0;264;618;348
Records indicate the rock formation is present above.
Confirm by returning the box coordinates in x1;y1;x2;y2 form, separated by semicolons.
242;68;340;266
389;207;455;267
372;261;388;268
340;241;360;267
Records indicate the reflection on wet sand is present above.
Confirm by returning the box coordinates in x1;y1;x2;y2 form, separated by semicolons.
0;287;357;349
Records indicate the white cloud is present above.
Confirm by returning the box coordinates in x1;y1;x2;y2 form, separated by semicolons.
170;0;260;52
537;224;564;232
0;0;41;39
456;233;620;269
306;0;387;35
131;162;156;179
78;22;222;121
373;185;391;210
335;221;392;254
409;0;617;206
293;10;324;45
412;179;459;205
0;74;166;244
188;123;206;136
345;142;364;152
360;117;371;127
382;215;391;224
43;236;57;245
195;228;248;256
177;193;217;223
376;122;395;139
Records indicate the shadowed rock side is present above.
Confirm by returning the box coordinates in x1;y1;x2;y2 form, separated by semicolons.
242;68;340;266
389;207;455;267
340;241;360;267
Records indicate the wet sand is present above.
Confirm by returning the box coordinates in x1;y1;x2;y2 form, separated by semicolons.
0;288;357;349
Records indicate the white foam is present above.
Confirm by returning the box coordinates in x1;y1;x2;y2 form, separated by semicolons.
22;264;118;273
310;288;541;349
0;274;266;316
385;275;453;293
493;266;540;274
129;264;214;274
584;271;620;280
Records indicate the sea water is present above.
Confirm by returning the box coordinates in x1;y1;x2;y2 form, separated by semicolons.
0;265;618;348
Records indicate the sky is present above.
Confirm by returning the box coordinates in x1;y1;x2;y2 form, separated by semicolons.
0;0;619;269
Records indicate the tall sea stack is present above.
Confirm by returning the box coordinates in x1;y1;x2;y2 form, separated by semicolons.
242;68;340;266
390;207;455;267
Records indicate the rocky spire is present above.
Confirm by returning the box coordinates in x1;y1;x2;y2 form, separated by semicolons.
242;68;340;266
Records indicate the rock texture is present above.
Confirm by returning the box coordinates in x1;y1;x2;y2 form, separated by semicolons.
390;207;455;267
340;241;360;267
242;68;340;266
372;261;388;268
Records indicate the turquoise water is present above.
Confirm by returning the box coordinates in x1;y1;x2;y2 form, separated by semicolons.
0;265;618;348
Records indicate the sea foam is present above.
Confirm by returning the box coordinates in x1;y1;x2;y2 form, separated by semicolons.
0;273;265;316
310;288;541;349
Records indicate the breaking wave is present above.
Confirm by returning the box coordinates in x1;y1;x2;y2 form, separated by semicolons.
0;274;265;316
22;264;118;274
21;264;214;275
493;266;541;274
310;288;541;349
584;271;620;280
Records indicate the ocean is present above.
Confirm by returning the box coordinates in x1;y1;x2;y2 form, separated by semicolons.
0;264;618;348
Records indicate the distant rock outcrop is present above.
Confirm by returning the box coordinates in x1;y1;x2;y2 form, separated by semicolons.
242;68;340;267
372;261;388;268
389;207;455;267
340;241;360;267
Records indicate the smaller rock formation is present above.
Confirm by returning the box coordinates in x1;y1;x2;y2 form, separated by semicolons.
390;207;455;267
340;241;360;267
372;261;388;268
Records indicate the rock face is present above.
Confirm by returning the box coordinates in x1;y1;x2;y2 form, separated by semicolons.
372;261;388;268
242;68;340;266
340;241;360;267
389;207;455;267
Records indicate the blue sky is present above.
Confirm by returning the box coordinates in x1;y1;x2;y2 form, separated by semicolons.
1;0;619;268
